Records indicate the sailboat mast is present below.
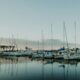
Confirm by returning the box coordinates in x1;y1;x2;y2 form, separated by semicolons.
38;40;40;50
41;30;45;60
12;34;18;51
74;21;76;49
63;23;65;48
51;24;53;50
63;22;69;49
41;30;44;51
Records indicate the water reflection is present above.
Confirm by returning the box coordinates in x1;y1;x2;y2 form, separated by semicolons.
0;57;80;80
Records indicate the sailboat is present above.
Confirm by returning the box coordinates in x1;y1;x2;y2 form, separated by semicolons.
2;35;23;57
43;24;54;59
32;30;45;59
32;27;54;59
63;22;80;60
55;22;67;60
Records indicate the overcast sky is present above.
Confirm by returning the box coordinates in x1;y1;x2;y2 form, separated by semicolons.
0;0;80;43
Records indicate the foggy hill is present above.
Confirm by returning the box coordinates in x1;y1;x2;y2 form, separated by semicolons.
0;38;79;50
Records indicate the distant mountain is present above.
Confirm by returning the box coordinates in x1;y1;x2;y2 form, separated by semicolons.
0;38;79;50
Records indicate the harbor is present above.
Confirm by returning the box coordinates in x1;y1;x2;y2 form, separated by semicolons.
0;0;80;80
0;18;79;80
0;45;80;61
0;22;79;61
0;56;79;80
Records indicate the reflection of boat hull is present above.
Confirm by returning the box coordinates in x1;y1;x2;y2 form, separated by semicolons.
56;57;64;60
44;56;54;59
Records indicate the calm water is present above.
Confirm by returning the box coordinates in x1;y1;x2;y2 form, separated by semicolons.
0;57;80;80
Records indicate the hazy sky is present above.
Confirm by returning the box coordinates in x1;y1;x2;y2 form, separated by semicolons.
0;0;80;43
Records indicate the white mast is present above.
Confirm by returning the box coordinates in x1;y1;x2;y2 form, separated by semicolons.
74;21;76;49
63;22;65;48
41;30;44;51
41;30;45;60
12;34;18;51
63;22;69;49
38;40;40;50
51;24;53;50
